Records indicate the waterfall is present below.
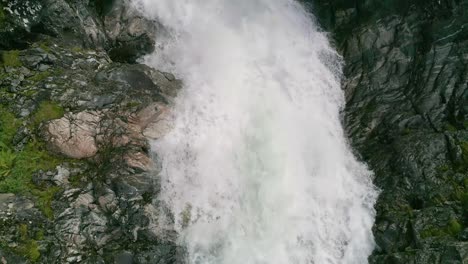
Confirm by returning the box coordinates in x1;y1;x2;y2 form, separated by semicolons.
133;0;378;263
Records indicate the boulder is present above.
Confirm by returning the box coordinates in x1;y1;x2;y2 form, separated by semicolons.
44;111;101;159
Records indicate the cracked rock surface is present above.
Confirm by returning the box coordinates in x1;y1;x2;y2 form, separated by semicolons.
0;1;182;263
312;0;468;262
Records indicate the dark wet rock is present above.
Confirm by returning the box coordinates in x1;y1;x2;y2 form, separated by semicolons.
0;0;158;61
5;0;466;263
103;0;160;63
312;0;468;263
0;3;181;260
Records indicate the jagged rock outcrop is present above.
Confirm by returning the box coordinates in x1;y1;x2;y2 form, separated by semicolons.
312;0;468;263
0;1;182;263
2;0;466;263
0;0;157;62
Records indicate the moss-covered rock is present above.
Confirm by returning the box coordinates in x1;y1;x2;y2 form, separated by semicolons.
1;50;22;67
32;101;64;125
0;25;181;262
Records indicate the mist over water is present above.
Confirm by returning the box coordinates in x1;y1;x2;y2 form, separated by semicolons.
133;0;378;263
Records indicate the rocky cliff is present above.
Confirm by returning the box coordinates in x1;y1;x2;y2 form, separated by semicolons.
0;0;467;263
0;0;181;263
312;0;468;263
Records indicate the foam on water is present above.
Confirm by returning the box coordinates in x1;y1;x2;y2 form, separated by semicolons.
133;0;378;263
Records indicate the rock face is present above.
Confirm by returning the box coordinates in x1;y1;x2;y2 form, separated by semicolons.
1;0;466;263
0;0;183;263
312;0;468;263
45;111;102;159
0;0;156;62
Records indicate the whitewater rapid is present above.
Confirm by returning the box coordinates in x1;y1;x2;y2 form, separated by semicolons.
133;0;378;263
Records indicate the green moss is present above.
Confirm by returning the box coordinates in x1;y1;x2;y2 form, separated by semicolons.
1;50;22;67
420;219;463;239
436;164;450;172
21;89;38;98
0;106;21;145
33;101;64;125
0;2;7;27
0;148;16;178
28;71;52;83
125;101;142;109
444;123;458;132
71;46;85;53
0;4;5;25
32;186;61;219
35;229;44;240
453;186;465;201
0;140;65;220
16;224;41;262
20;240;40;262
0;107;20;179
461;141;468;164
19;224;28;240
0;105;66;220
0;140;64;193
420;227;447;238
27;68;64;87
0;134;65;219
38;42;51;53
0;107;67;215
69;173;87;188
447;219;462;237
29;241;40;262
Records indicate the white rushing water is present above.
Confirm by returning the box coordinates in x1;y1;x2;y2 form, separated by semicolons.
134;0;378;263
